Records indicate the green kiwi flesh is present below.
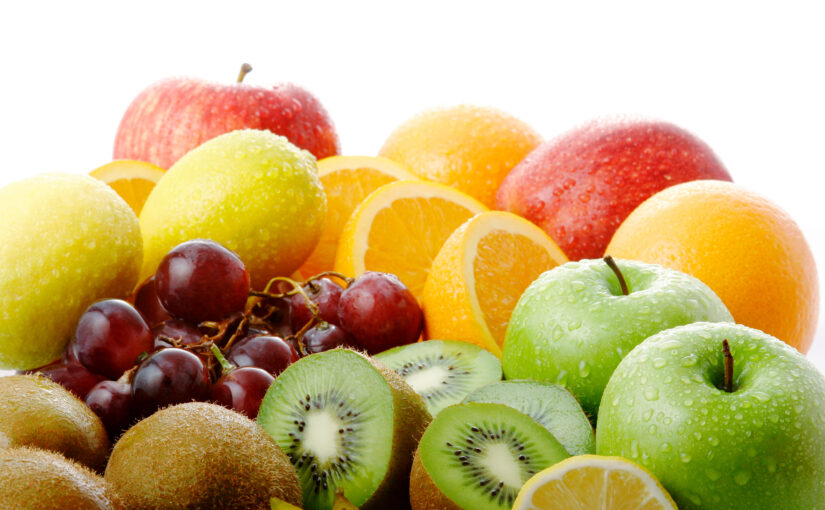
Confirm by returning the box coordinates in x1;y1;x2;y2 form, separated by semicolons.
105;402;302;509
0;446;119;509
463;380;595;455
410;402;569;510
257;348;431;510
0;374;109;471
374;339;502;415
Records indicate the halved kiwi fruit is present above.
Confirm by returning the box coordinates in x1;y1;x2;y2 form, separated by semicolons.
410;402;569;510
463;380;595;455
0;446;119;509
0;374;109;471
374;339;502;416
257;348;431;510
105;402;302;509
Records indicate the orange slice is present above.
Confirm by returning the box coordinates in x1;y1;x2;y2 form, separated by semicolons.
334;180;487;300
513;455;678;510
89;159;165;215
422;211;567;357
299;155;416;278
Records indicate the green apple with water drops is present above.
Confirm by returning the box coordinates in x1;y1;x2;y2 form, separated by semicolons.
501;257;733;419
597;322;825;509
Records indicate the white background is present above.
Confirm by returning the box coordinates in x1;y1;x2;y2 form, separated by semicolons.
1;1;823;369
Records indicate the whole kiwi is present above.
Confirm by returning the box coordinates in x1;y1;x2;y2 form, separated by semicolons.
0;446;120;509
104;402;302;509
0;374;109;471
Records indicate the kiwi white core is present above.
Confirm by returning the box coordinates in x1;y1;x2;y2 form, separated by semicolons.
404;365;450;393
304;409;343;465
481;443;523;487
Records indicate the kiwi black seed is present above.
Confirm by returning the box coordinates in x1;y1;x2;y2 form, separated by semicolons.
104;402;302;509
463;379;595;455
409;402;569;510
0;446;120;509
0;374;109;472
257;348;432;510
374;339;502;416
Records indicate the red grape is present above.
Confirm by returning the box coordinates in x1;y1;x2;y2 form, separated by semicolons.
152;319;204;350
133;276;172;327
28;360;105;400
337;271;422;354
155;239;250;323
74;299;154;379
289;277;344;331
303;322;359;354
210;366;274;419
85;380;133;439
131;348;210;418
226;335;299;375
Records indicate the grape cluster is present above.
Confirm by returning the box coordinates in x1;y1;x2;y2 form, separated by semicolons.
28;238;423;439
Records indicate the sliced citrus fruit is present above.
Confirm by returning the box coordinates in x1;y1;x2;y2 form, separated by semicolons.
89;159;165;215
334;180;487;300
299;155;416;278
422;211;567;357
513;455;678;510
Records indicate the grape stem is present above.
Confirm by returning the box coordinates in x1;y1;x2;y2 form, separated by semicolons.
210;343;235;375
307;270;355;288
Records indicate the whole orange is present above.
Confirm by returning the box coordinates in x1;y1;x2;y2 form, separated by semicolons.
606;180;819;353
378;105;542;208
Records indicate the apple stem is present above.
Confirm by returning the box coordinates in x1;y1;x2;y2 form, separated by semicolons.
604;255;629;295
237;63;253;83
723;339;734;393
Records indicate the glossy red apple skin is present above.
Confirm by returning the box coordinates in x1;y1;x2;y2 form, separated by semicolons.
496;118;732;260
113;77;340;169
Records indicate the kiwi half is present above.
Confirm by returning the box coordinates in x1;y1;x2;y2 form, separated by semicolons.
0;374;109;471
257;348;431;510
105;402;302;509
410;402;569;510
374;339;502;416
463;380;595;455
0;446;119;509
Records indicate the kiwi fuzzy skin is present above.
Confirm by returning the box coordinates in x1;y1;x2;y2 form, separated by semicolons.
0;446;121;509
0;374;109;472
104;402;301;509
409;449;461;510
362;355;433;510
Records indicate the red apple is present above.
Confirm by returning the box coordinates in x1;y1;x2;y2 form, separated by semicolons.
495;117;732;260
113;64;340;169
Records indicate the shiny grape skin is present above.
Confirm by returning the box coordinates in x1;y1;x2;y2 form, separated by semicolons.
336;271;422;354
74;299;154;379
226;335;299;376
27;360;105;401
85;380;133;440
152;319;204;350
131;348;210;418
154;239;250;323
210;366;274;419
132;276;172;327
303;322;359;354
289;277;344;331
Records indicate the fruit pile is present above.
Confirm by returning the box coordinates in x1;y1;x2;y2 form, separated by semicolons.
0;65;822;510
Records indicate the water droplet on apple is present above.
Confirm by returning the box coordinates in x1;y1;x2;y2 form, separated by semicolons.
648;424;657;435
629;440;639;458
708;436;719;446
680;452;692;463
659;442;672;454
684;398;694;407
706;468;721;481
644;387;659;401
642;409;654;422
734;471;752;486
652;358;667;369
680;354;698;367
578;360;590;378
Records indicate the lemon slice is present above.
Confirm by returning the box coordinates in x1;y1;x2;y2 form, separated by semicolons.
513;455;678;510
422;211;567;357
90;159;165;215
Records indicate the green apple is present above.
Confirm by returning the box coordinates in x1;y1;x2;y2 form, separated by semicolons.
597;322;825;509
501;257;733;419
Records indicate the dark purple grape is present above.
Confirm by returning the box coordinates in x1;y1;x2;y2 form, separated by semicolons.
226;335;299;375
289;277;344;331
210;366;274;419
132;276;172;327
152;319;204;350
85;380;133;439
28;360;105;400
337;271;422;354
303;322;359;354
131;348;210;418
74;299;154;379
154;239;250;323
